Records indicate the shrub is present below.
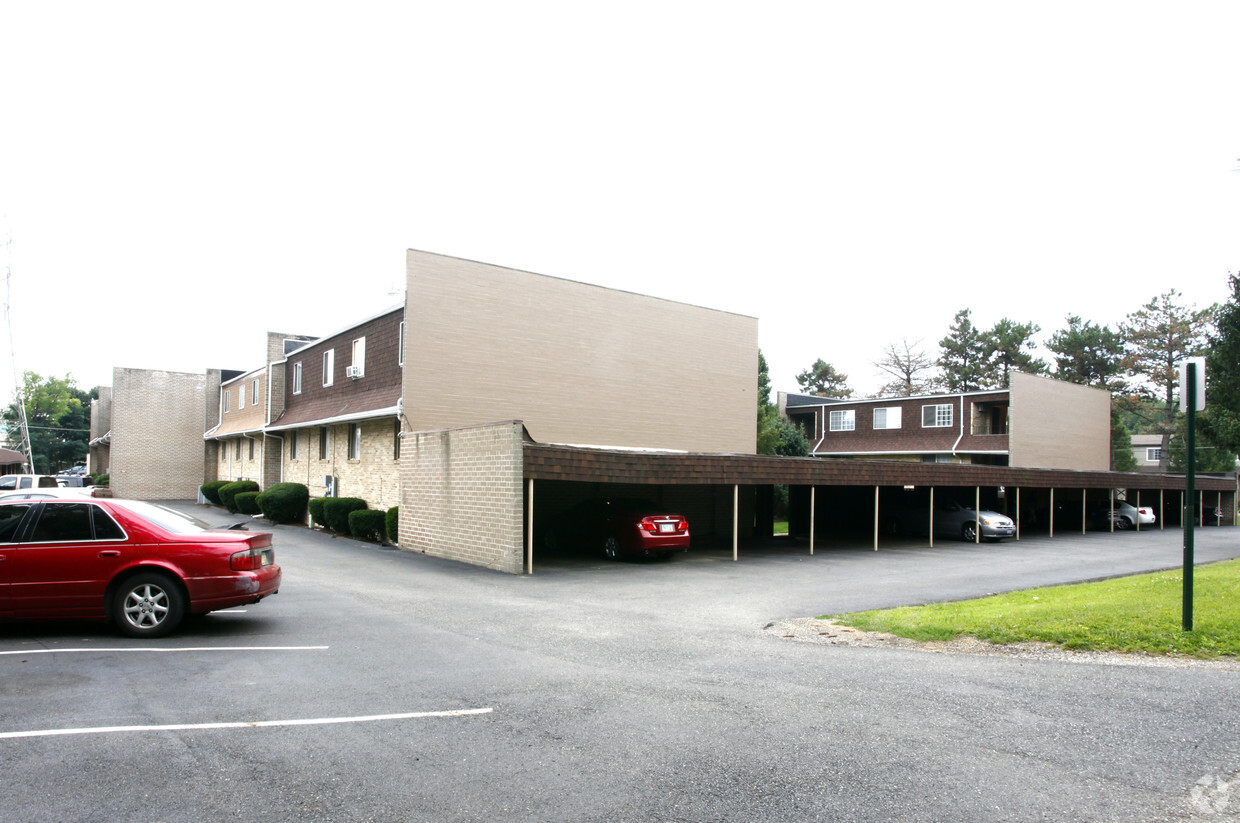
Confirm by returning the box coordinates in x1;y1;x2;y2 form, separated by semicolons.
234;491;262;515
308;497;328;527
93;474;109;487
348;509;387;543
323;497;368;535
256;483;309;524
201;480;230;505
386;506;399;543
219;480;260;513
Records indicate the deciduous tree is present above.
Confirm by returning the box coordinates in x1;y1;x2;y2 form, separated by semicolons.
873;339;938;397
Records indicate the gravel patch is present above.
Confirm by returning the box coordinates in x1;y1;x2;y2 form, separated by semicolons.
766;617;1240;671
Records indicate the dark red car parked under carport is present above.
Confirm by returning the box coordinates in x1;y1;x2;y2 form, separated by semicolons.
0;498;281;637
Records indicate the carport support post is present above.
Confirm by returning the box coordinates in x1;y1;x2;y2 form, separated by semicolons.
1135;490;1140;532
929;487;934;549
1049;488;1055;538
1015;487;1021;541
527;478;535;575
974;487;980;543
809;486;815;556
732;484;739;562
874;486;880;551
1080;491;1087;535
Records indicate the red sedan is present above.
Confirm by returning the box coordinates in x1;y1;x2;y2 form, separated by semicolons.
0;498;281;637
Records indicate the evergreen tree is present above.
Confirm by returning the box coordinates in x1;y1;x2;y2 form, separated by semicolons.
795;358;853;399
937;309;989;391
988;318;1047;387
1200;272;1240;467
1046;315;1126;389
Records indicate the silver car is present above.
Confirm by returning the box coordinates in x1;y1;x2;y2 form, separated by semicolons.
934;501;1016;542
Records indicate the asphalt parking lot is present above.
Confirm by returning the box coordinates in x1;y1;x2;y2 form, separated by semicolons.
2;503;1238;823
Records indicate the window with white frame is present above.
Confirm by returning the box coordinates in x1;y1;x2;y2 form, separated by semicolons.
235;439;241;459
293;362;303;394
922;404;953;428
829;409;855;432
349;423;362;460
393;419;401;459
323;349;335;387
249;438;255;460
252;379;259;406
319;426;330;461
238;386;245;410
1146;447;1162;461
398;321;405;367
351;337;366;377
873;407;902;430
223;390;230;413
290;430;299;460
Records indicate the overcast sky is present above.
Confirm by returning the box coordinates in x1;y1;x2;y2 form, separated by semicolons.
1;2;1237;411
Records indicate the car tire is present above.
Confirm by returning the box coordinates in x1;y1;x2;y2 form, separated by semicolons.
113;572;185;638
961;523;978;543
602;535;621;561
1117;517;1132;530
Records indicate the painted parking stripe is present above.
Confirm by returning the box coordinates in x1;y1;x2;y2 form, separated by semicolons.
0;708;493;740
0;646;328;656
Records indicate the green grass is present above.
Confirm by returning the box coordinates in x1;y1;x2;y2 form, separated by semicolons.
826;559;1240;659
774;520;789;535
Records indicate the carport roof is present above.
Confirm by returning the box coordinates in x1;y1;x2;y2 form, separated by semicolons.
523;442;1237;492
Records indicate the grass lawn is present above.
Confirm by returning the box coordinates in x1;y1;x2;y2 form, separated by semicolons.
826;558;1240;659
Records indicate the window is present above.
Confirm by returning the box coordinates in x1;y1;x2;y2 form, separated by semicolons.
252;379;260;406
249;438;256;460
0;503;32;542
829;409;855;432
351;337;366;377
873;407;902;430
28;503;122;542
349;423;362;460
290;430;300;460
398;321;405;367
223;390;230;413
922;404;953;428
235;439;242;459
319;426;330;460
394;419;401;459
921;454;954;463
238;386;245;410
1146;447;1162;461
293;362;303;394
323;349;335;387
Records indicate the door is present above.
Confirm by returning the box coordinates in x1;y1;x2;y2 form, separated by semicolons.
9;502;131;617
0;503;35;615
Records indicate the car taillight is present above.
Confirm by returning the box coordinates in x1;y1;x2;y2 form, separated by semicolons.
231;547;274;570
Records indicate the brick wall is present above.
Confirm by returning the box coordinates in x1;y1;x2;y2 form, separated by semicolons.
111;368;213;500
399;421;525;574
282;417;402;513
1009;372;1110;471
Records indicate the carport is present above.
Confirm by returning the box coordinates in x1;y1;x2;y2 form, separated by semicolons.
522;442;1237;573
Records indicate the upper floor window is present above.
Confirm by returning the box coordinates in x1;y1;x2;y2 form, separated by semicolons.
252;379;260;406
323;349;335;387
238;386;245;410
828;409;855;432
350;337;366;378
293;362;303;394
873;407;902;430
223;390;230;413
922;404;953;428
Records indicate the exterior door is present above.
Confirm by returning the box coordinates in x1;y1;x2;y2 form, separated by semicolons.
9;502;130;617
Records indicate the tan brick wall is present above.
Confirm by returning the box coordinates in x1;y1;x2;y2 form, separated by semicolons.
216;435;265;483
281;417;402;514
110;368;213;500
404;250;758;453
1009;372;1111;471
398;421;525;574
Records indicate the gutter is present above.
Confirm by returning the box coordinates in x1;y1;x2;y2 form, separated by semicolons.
951;393;965;457
265;404;402;433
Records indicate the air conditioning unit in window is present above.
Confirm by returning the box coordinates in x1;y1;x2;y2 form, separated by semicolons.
345;365;362;379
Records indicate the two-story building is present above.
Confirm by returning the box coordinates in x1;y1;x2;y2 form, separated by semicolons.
780;372;1112;471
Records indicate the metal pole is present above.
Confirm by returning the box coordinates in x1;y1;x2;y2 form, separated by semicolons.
1184;363;1197;631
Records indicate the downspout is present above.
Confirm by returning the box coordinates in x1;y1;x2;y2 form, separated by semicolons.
812;404;828;453
950;393;965;458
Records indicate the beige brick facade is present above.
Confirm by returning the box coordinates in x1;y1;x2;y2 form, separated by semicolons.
399;421;526;574
1008;372;1111;471
282;417;402;512
110;368;220;500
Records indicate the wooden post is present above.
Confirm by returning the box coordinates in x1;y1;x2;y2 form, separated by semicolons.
732;484;739;561
874;486;880;551
809;486;816;556
527;478;535;575
1015;487;1021;541
929;487;935;548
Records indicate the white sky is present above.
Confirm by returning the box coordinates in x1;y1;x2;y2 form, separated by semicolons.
1;2;1237;409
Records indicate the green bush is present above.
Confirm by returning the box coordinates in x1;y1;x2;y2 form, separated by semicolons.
219;480;260;513
256;483;309;524
201;480;230;505
323;497;368;535
308;497;328;527
234;491;262;515
93;474;110;487
348;509;387;543
386;506;399;543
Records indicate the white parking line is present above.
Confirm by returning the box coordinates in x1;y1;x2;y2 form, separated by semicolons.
0;646;328;656
0;708;494;740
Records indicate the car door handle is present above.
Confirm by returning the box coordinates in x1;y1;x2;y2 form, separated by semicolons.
98;550;121;558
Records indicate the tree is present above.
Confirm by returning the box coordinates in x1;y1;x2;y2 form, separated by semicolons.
988;318;1047;387
756;350;811;457
873;339;938;397
1;372;92;473
937;309;990;392
1201;272;1240;467
1120;289;1214;471
1046;315;1127;389
795;358;853;399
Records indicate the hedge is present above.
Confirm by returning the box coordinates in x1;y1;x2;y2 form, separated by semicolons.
219;480;260;513
348;509;387;543
234;491;262;515
201;480;230;505
323;497;368;535
386;506;399;543
256;483;309;524
308;497;328;527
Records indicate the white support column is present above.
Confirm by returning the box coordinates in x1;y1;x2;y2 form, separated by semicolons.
1135;490;1141;532
1080;491;1087;535
874;486;880;551
527;478;535;575
1160;489;1165;530
974;486;981;543
1015;487;1021;541
929;487;935;548
732;484;739;561
1050;488;1055;538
